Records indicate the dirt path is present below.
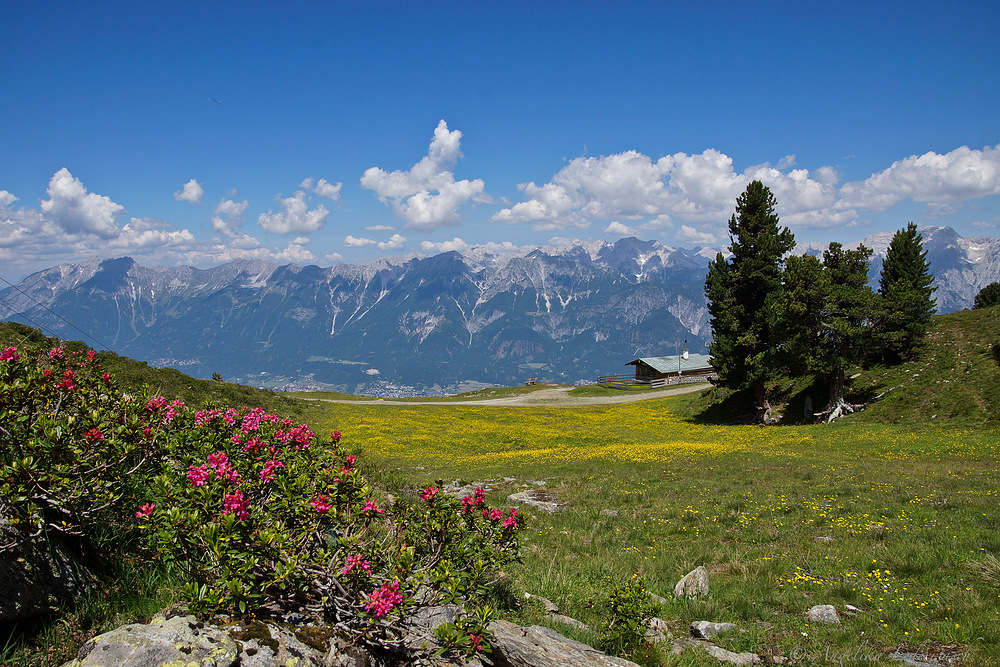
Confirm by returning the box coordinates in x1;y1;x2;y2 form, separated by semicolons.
303;382;709;408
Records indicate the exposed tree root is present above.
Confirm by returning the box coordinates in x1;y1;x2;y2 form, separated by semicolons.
818;399;865;423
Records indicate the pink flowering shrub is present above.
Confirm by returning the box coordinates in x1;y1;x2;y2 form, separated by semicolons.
1;341;160;555
1;334;523;659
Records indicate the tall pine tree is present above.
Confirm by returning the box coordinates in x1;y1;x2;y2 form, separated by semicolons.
877;223;936;361
705;180;795;423
780;245;875;421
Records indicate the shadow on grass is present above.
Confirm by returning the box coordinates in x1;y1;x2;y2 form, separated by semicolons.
993;342;1000;367
683;377;833;426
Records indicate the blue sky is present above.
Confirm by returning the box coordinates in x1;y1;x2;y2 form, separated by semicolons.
2;1;999;280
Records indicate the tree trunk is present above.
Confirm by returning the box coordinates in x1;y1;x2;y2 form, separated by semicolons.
820;367;862;422
752;382;774;424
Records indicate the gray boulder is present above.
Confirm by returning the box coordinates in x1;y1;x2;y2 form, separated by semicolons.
673;566;710;599
806;604;841;624
508;490;560;513
671;637;761;665
488;620;640;667
57;603;640;667
61;614;240;667
645;617;672;642
59;610;367;667
690;620;736;639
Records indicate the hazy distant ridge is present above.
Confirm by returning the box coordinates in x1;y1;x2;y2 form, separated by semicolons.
2;227;996;394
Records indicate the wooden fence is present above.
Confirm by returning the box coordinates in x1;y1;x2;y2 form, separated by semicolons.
596;373;717;389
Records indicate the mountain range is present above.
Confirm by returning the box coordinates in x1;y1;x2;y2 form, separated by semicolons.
1;226;997;395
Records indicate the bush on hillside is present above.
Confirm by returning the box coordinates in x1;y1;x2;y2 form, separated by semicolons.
974;282;1000;310
1;341;525;660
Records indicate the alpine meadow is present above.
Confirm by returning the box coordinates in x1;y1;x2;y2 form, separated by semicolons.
5;3;1000;665
3;178;1000;667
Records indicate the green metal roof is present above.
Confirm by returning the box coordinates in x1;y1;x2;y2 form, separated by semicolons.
627;354;714;374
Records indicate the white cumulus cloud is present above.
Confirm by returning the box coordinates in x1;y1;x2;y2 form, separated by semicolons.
300;177;343;202
839;144;1000;210
377;233;406;250
258;191;329;234
273;237;317;264
420;237;469;253
211;198;249;238
173;179;204;204
344;235;377;247
361;120;488;232
39;168;125;238
675;225;719;245
605;221;634;237
109;217;197;251
490;147;909;234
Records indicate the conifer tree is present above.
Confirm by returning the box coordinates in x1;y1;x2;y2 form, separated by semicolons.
781;245;875;421
973;282;1000;309
816;243;875;419
705;180;795;422
877;223;936;361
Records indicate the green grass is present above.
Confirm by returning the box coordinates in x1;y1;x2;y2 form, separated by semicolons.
853;305;1000;426
316;392;1000;666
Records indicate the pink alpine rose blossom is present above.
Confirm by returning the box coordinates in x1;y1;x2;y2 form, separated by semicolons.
365;580;404;619
187;464;211;487
361;499;383;516
312;494;333;514
340;554;373;576
135;503;155;519
258;459;285;483
222;490;250;520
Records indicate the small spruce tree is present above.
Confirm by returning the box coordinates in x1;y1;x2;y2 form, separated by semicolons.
876;223;936;361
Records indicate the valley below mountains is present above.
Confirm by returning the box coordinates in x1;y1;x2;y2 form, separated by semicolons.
2;227;997;396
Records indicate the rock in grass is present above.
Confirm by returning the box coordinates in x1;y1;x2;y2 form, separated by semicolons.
673;565;710;599
646;617;673;641
61;614;240;667
806;604;841;624
489;620;640;667
508;490;560;513
524;592;560;614
690;620;737;639
702;644;762;665
551;614;590;631
671;637;761;664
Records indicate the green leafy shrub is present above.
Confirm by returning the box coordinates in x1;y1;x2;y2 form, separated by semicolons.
598;576;656;657
1;344;157;555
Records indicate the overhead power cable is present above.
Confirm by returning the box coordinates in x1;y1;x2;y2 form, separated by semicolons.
0;273;113;351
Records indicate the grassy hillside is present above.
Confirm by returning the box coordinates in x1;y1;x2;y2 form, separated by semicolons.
681;305;999;426
4;316;999;665
854;304;999;426
0;321;318;422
